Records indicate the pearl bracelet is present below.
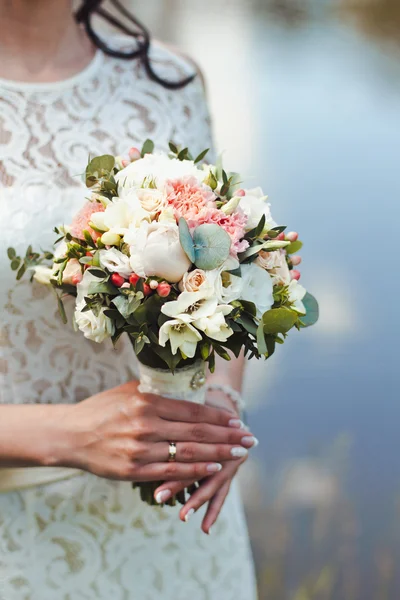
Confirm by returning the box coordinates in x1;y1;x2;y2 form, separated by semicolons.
205;382;245;413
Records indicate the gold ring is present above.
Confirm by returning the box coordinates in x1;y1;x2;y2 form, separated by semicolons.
168;442;177;462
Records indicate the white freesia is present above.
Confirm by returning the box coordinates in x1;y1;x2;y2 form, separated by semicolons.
126;221;191;283
99;248;132;278
194;305;234;342
241;263;274;319
161;291;219;322
256;250;291;285
90;196;148;234
33;266;54;285
159;320;202;358
239;187;277;231
115;154;206;194
206;257;243;304
288;280;307;314
74;305;115;343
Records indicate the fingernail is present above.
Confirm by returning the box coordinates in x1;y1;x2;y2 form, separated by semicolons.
241;436;259;448
207;463;222;473
231;447;248;458
185;508;195;523
155;490;171;504
208;527;212;535
228;418;245;429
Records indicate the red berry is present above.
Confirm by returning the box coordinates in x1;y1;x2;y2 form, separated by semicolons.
157;282;171;298
86;251;93;257
277;232;285;241
129;273;140;286
111;273;125;287
290;270;301;281
143;283;152;296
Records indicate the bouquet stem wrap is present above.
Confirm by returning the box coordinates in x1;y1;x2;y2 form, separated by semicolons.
133;360;207;506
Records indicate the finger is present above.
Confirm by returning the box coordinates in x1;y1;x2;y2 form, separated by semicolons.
153;479;196;505
154;396;241;428
158;421;258;448
202;480;231;535
179;468;230;522
131;461;223;482
143;442;249;464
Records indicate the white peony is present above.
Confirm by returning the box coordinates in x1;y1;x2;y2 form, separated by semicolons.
206;257;244;305
194;305;234;342
74;305;115;344
288;280;307;314
239;187;277;231
115;154;206;194
240;263;274;319
256;250;291;285
99;248;132;278
126;221;191;283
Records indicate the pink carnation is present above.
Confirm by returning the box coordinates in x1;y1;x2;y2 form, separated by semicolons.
166;177;216;221
70;201;105;241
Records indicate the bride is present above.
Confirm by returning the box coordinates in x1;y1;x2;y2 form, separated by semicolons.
0;1;258;598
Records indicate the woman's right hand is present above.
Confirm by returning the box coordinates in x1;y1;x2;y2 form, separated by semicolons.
53;380;255;483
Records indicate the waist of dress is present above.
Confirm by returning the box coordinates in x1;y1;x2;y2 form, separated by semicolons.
0;466;83;493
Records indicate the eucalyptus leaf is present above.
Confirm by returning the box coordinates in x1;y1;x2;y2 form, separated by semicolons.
141;139;154;157
10;258;21;271
301;292;319;327
88;281;118;295
16;263;26;281
286;240;303;255
193;224;231;270
262;307;298;335
7;248;16;260
178;218;195;263
257;322;268;355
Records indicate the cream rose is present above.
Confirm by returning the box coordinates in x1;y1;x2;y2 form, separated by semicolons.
256;250;291;285
74;305;115;344
134;188;166;217
179;269;211;295
126;221;191;283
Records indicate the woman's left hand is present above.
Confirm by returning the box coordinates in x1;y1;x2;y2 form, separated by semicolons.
154;389;257;535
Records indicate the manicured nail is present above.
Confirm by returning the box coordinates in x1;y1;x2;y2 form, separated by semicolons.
228;418;245;429
155;490;171;504
207;463;222;473
241;436;259;448
231;447;248;458
185;508;195;523
208;527;212;535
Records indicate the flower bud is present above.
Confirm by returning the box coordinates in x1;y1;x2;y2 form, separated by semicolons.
121;159;130;168
290;269;301;281
149;280;159;290
157;282;171;298
101;232;121;246
129;147;141;162
121;282;130;289
71;273;83;286
291;255;302;266
221;196;241;215
143;283;152;296
129;273;140;286
286;231;299;242
111;273;125;287
277;232;286;241
236;189;246;197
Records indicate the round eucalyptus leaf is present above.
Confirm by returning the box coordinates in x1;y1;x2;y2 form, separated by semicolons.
301;292;319;327
179;218;195;263
193;224;231;270
262;307;298;334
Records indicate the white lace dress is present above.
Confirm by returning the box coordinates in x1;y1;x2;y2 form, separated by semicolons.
0;42;257;600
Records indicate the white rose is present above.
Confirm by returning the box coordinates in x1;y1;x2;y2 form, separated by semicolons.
206;257;243;304
134;187;166;217
99;248;132;278
115;154;206;195
240;263;274;319
74;305;115;344
127;221;191;283
239;187;277;231
179;269;214;296
256;250;291;285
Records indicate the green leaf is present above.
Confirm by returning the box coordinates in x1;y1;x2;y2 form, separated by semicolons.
200;342;210;360
177;147;189;161
208;350;216;373
86;155;115;187
301;292;319;327
257;322;268;355
113;294;141;322
57;296;68;324
178;218;195;263
88;268;107;279
240;300;257;317
79;256;93;265
141;139;155;157
152;344;183;372
194;148;210;164
87;281;118;295
7;248;16;260
271;226;287;234
237;315;258;336
286;240;303;255
169;141;179;155
83;230;96;248
135;337;146;355
262;307;298;335
239;239;289;261
266;336;276;358
193;224;231;270
10;258;21;271
16;263;26;280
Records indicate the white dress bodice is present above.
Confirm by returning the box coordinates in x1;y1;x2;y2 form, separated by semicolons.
0;40;257;600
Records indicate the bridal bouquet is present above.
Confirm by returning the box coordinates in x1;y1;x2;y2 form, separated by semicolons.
8;140;318;505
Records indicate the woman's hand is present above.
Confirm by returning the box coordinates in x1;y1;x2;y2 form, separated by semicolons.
53;380;255;483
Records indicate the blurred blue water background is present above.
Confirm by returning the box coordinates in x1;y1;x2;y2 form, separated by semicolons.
130;1;400;595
